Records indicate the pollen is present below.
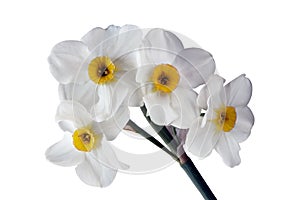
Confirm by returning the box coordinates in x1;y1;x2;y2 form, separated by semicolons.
214;106;237;132
88;56;116;84
73;127;100;152
151;64;180;93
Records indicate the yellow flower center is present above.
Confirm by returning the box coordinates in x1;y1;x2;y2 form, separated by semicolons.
72;127;100;152
214;106;237;132
88;56;116;84
151;64;180;93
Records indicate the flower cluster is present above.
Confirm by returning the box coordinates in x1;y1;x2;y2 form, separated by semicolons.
46;24;254;188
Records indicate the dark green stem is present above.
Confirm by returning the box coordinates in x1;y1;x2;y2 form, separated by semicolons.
140;105;217;199
140;105;179;153
127;120;179;162
180;154;217;200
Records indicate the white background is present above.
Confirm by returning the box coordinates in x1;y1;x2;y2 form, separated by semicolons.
0;0;299;199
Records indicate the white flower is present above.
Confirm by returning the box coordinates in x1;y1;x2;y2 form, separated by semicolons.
45;101;128;187
186;74;254;167
49;25;143;120
136;28;215;128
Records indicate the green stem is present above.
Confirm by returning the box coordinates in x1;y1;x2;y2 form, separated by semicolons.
140;106;217;199
127;120;179;162
179;153;217;200
140;105;179;153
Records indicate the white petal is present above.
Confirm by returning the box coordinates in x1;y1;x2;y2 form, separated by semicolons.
140;48;179;67
231;106;254;143
80;25;123;70
56;120;75;133
56;101;92;129
59;81;98;112
144;28;184;52
75;153;117;187
48;40;90;84
225;74;252;107
136;64;154;84
205;74;225;96
82;25;123;53
94;139;125;169
92;85;111;121
172;48;216;88
197;85;209;110
106;81;129;115
113;50;141;71
144;92;178;126
215;133;241;167
110;25;142;59
92;81;128;121
45;134;84;167
93;106;129;140
206;75;226;109
185;119;221;158
143;29;184;64
118;69;144;107
81;27;108;51
171;87;199;129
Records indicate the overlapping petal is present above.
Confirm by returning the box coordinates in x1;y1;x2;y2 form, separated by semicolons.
144;92;179;126
49;40;89;84
93;106;129;141
111;25;142;60
117;69;144;107
81;26;117;51
45;134;84;167
55;101;92;129
59;81;98;112
172;48;216;88
186;118;221;158
225;74;252;107
171;87;199;129
92;81;129;121
215;133;241;167
75;153;117;187
143;28;184;64
231;106;254;143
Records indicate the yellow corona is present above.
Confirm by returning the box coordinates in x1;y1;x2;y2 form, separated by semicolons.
88;56;116;84
214;106;237;132
73;127;100;152
151;64;180;93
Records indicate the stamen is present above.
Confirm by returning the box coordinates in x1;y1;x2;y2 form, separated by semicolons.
158;73;169;85
80;133;91;144
73;127;99;152
88;56;116;84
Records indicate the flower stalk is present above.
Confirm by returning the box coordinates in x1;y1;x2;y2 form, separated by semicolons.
140;105;217;199
180;156;217;200
127;120;179;162
140;105;179;154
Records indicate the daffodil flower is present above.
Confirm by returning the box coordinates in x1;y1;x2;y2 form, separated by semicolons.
49;25;143;120
186;74;254;167
136;29;215;128
45;101;128;187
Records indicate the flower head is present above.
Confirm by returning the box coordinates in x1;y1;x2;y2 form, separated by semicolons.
136;28;215;128
45;101;128;186
49;25;144;121
186;74;254;167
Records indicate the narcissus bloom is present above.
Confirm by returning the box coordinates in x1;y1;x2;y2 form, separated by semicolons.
49;25;143;121
45;101;128;187
186;74;254;167
136;29;215;128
